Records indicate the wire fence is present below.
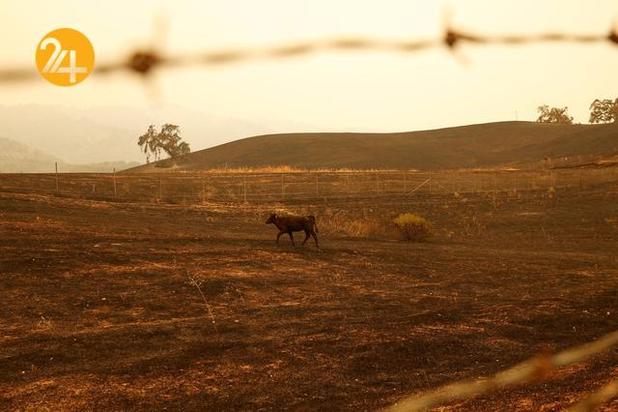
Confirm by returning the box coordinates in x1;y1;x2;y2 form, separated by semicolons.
386;330;618;412
0;167;616;205
2;21;617;83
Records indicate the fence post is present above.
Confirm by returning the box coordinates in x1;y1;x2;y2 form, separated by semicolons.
579;169;583;188
315;173;319;196
55;162;59;193
201;178;206;203
113;168;117;197
243;175;247;203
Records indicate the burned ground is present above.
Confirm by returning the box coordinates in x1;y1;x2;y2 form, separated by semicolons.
0;179;617;411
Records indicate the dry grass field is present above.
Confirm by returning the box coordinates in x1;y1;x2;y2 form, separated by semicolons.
1;170;617;410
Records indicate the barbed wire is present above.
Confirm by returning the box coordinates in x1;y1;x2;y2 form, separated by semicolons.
2;23;617;83
386;329;618;412
569;379;618;412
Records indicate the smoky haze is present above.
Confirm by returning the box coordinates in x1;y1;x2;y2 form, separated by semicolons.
1;0;617;167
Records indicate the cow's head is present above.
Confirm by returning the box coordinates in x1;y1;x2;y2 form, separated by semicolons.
265;213;277;225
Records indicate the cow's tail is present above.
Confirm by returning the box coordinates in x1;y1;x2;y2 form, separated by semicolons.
308;215;318;233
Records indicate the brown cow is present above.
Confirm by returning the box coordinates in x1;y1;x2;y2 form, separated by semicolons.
265;213;319;248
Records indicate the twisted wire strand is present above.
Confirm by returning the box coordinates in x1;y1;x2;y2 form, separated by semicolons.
386;330;618;412
3;26;616;83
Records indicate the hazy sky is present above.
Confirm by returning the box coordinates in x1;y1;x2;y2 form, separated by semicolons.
2;0;617;151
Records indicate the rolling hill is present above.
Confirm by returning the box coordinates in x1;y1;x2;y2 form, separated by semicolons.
128;121;618;172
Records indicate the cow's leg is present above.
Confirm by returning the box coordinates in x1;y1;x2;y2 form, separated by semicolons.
311;231;319;248
302;230;310;245
288;231;295;247
276;231;285;244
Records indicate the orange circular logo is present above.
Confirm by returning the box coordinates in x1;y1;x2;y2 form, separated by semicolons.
35;28;95;86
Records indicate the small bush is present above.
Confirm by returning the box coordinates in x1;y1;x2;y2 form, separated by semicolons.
393;213;431;241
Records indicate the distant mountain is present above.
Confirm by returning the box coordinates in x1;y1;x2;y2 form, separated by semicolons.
0;137;139;173
0;105;138;164
127;121;618;172
0;137;60;173
0;104;272;165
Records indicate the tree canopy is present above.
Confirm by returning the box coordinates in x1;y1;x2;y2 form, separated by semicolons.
536;105;573;124
137;124;190;164
589;98;618;124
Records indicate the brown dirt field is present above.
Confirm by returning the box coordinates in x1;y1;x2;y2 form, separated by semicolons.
1;178;617;411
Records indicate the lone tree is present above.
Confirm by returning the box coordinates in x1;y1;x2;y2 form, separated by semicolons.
589;98;618;124
536;105;574;124
137;124;190;164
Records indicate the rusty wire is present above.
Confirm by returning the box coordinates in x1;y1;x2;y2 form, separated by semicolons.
568;379;618;412
386;330;618;412
2;24;617;83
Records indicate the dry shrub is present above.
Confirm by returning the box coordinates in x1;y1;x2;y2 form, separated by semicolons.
321;217;379;238
318;209;385;239
393;213;431;241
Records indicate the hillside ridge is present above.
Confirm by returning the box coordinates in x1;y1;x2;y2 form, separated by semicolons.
127;121;618;172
